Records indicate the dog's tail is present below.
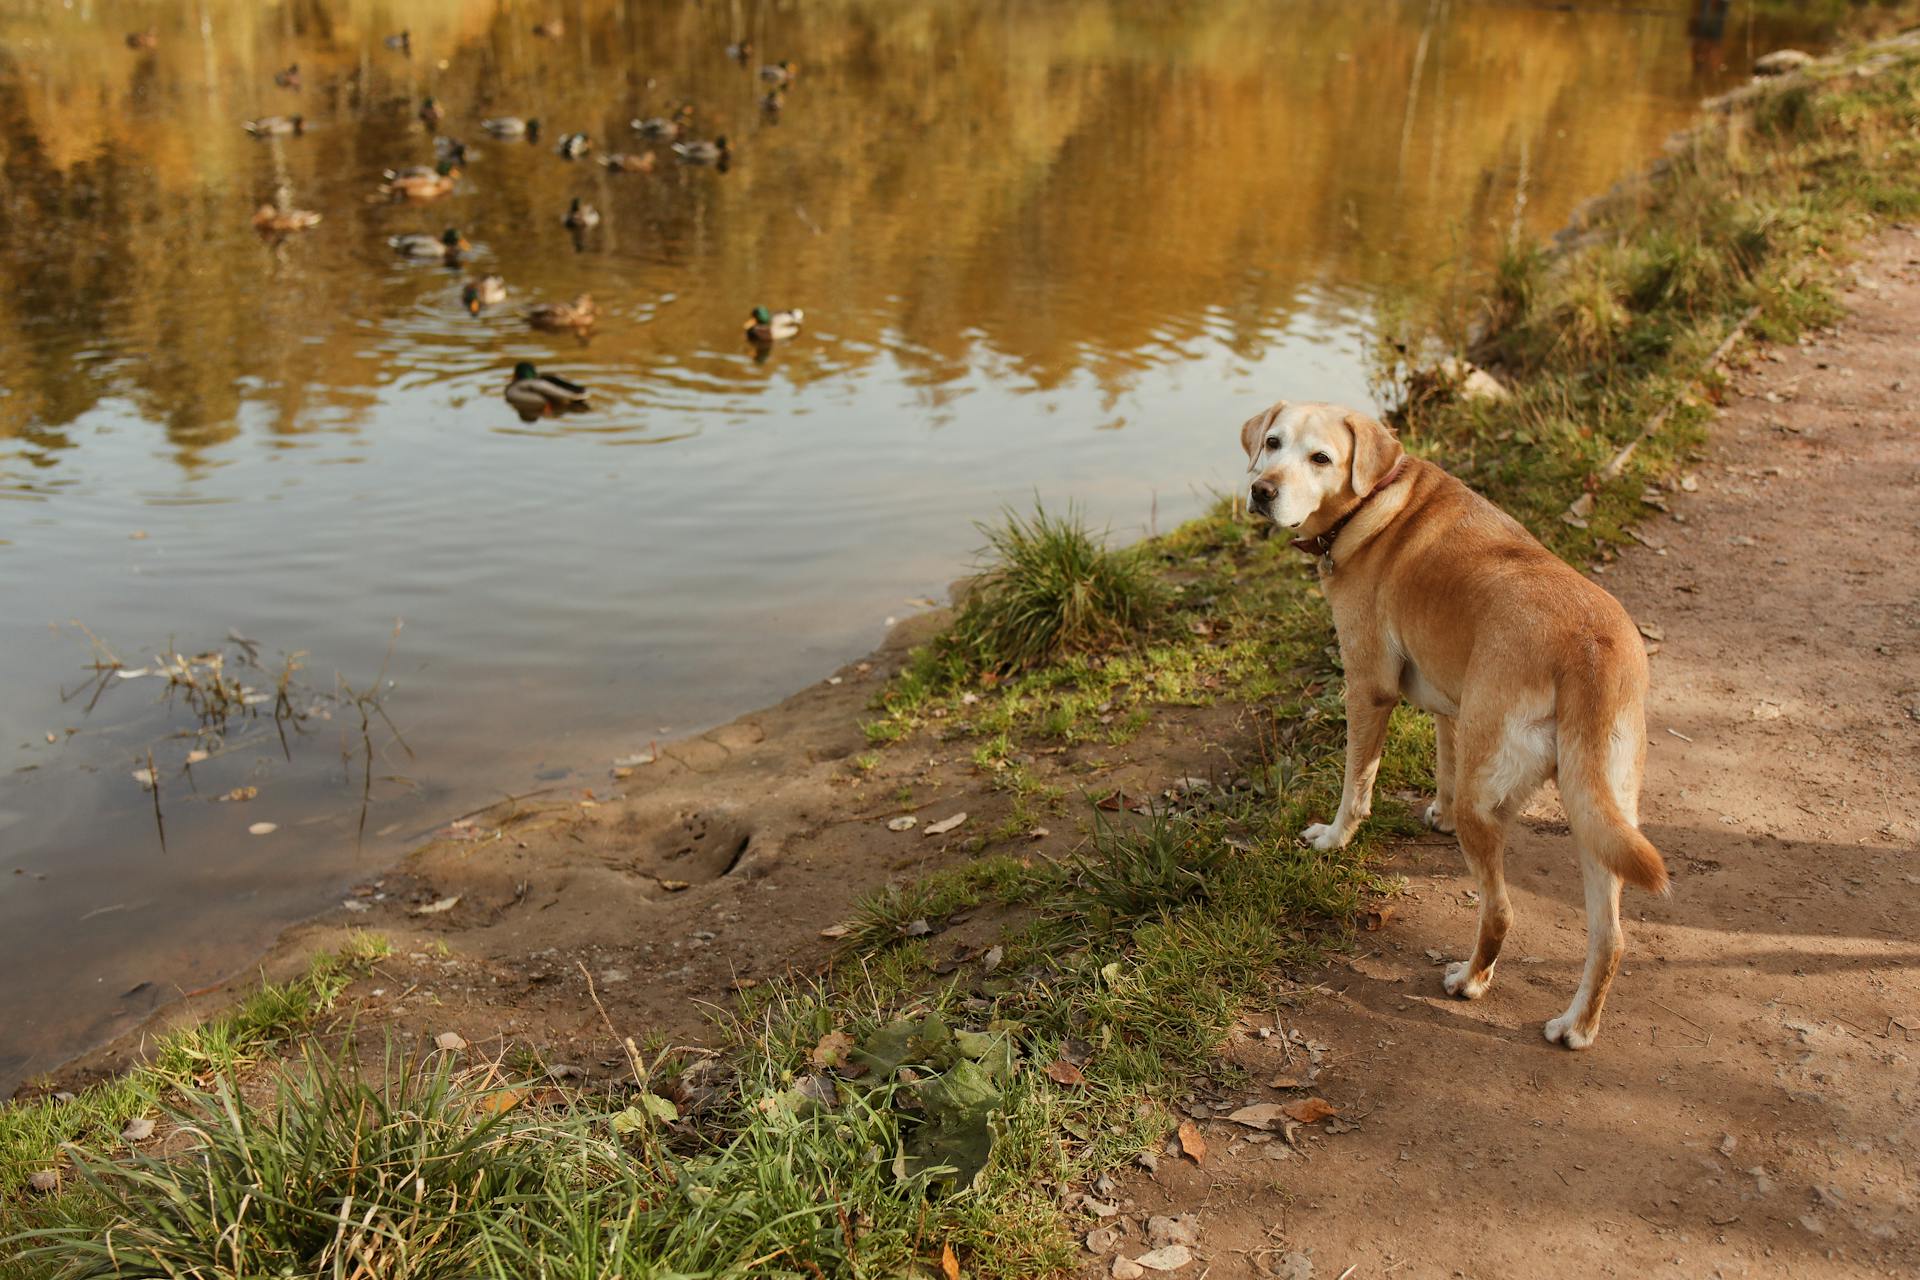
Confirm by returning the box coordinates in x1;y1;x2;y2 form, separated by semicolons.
1555;666;1670;896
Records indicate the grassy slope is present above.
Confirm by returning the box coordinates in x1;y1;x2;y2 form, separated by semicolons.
4;35;1918;1279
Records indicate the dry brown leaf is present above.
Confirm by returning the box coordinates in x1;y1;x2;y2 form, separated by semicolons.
819;923;852;940
1361;904;1398;931
1043;1058;1087;1087
941;1241;961;1280
1177;1120;1206;1164
475;1088;527;1116
811;1030;855;1070
1281;1097;1339;1124
1268;1074;1302;1089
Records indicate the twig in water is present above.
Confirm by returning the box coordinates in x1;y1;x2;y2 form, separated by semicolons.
146;748;166;852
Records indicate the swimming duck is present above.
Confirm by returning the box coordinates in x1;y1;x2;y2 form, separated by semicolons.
275;63;301;90
563;198;601;230
252;204;322;234
244;115;305;137
389;227;468;263
504;362;589;418
481;116;539;139
761;88;785;115
462;276;507;314
759;60;797;86
533;18;566;38
600;151;657;173
380;158;459;201
555;132;592;160
672;135;730;165
419;96;444;127
727;41;754;64
526;294;596;331
744;306;803;344
385;30;411;53
632;105;694;139
126;30;158;51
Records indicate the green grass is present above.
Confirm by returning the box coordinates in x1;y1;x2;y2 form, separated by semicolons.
10;33;1920;1280
0;935;389;1220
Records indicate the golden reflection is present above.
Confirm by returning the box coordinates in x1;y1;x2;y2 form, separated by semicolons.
0;0;1832;471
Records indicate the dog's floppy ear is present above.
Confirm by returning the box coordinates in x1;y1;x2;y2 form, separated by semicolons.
1240;401;1285;463
1344;410;1404;494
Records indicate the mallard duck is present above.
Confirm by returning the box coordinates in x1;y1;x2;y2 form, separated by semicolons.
481;116;538;139
600;151;656;173
760;88;785;115
419;96;443;126
554;132;592;160
274;63;301;90
432;136;469;166
252;204;321;234
462;276;507;314
389;227;468;263
244;115;305;137
385;30;411;53
727;40;754;64
744;306;803;344
126;30;158;51
563;198;600;230
380;158;459;200
672;135;730;165
505;362;589;418
632;104;693;139
533;18;565;38
759;60;796;86
526;294;596;330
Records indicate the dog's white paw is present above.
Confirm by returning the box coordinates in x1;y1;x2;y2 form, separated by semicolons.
1301;822;1347;852
1543;1011;1596;1050
1442;960;1492;1000
1422;801;1455;834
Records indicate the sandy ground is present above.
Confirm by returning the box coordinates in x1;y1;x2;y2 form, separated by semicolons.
1080;229;1920;1279
33;231;1918;1278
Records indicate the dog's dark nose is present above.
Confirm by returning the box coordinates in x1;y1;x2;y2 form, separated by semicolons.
1250;479;1277;507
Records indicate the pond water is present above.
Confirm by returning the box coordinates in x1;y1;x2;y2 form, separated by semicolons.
0;0;1835;1090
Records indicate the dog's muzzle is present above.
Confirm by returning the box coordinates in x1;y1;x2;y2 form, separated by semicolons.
1249;479;1276;518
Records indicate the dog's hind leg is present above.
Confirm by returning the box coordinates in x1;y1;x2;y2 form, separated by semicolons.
1441;702;1554;1001
1424;713;1457;834
1543;855;1623;1050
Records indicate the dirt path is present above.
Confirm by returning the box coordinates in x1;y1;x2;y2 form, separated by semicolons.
1085;230;1920;1278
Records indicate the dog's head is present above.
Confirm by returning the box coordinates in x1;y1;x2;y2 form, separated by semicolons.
1239;401;1404;532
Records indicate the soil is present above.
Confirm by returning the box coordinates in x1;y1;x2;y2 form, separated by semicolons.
30;230;1918;1278
1079;228;1920;1279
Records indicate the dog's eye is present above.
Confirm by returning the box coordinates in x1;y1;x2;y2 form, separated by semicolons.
1309;451;1332;466
1264;436;1279;451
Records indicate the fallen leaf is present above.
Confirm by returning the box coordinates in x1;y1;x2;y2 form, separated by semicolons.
1225;1103;1290;1130
436;1032;468;1052
545;1063;585;1082
218;786;257;803
811;1030;856;1070
1360;904;1398;931
185;749;209;765
475;1088;527;1116
1637;621;1665;642
980;945;1004;974
611;766;633;779
1268;1074;1302;1089
1043;1058;1088;1087
923;812;968;837
412;895;460;915
1028;826;1050;840
1176;1120;1206;1164
1679;473;1700;492
941;1241;961;1280
120;1116;155;1142
1281;1097;1340;1124
114;668;150;680
612;751;656;768
27;1170;60;1194
659;878;691;892
1134;1243;1194;1271
248;822;278;836
901;918;932;938
819;923;852;940
887;815;918;832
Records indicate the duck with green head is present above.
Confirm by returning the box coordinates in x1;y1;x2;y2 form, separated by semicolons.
419;96;443;127
672;135;730;165
744;306;803;344
462;276;507;314
505;362;589;418
389;227;468;263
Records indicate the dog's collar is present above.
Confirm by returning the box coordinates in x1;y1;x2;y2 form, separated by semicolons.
1289;456;1410;567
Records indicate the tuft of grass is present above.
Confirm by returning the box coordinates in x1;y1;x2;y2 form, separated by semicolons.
936;503;1165;680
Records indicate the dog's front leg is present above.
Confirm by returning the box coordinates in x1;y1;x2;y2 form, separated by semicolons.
1302;685;1396;851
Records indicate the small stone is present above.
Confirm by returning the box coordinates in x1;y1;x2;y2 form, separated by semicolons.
546;1063;586;1081
1111;1259;1146;1280
1086;1226;1120;1254
1136;1150;1159;1174
1717;1133;1737;1157
120;1116;155;1142
435;1031;468;1052
1146;1214;1199;1248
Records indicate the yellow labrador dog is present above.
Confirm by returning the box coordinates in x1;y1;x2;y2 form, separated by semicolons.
1242;401;1668;1049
